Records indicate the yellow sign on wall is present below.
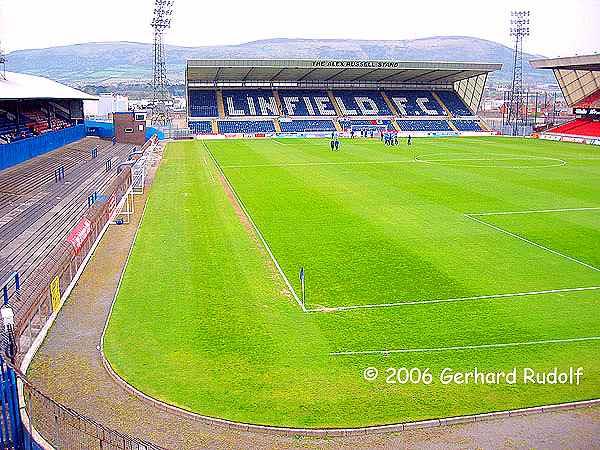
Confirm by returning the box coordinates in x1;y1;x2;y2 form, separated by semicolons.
50;276;61;312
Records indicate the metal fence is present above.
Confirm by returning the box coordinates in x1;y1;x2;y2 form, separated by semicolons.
21;378;164;450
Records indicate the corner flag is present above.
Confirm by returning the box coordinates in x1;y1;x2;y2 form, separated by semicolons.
299;267;305;307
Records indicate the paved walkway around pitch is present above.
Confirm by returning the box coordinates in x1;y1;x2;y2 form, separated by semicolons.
26;157;600;449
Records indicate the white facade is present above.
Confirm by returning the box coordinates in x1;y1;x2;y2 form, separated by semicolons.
86;93;129;117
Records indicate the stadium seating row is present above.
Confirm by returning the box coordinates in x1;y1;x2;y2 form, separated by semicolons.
0;105;75;144
574;91;600;109
452;120;483;131
189;119;484;134
549;118;600;137
189;121;213;134
279;120;336;132
217;120;276;134
278;90;336;116
189;89;474;118
397;120;453;132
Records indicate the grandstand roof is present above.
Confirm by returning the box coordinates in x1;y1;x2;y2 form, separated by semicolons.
530;54;600;108
186;59;502;85
0;71;97;101
530;54;600;71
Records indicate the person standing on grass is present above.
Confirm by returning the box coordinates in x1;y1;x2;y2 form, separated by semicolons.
334;137;340;151
330;138;335;151
408;135;412;146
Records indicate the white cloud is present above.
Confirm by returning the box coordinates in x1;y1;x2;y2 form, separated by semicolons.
0;0;599;57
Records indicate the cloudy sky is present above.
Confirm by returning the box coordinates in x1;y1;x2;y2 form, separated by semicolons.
0;0;598;57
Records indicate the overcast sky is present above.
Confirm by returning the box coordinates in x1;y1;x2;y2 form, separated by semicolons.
0;0;599;57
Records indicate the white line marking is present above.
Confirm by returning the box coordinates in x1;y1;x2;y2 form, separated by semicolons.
305;286;600;312
203;142;306;311
222;160;418;169
329;336;600;356
465;214;600;273
468;207;600;216
271;139;287;146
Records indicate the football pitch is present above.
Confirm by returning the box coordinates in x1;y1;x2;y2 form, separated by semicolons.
104;136;600;428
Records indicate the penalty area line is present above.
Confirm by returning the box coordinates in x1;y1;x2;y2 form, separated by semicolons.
467;206;600;216
304;286;600;313
330;336;600;356
465;214;600;273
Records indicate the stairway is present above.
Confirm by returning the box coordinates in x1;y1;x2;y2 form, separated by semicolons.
327;91;343;116
381;91;399;116
216;90;225;118
273;90;284;116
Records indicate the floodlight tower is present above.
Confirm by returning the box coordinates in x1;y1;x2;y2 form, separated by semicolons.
507;10;530;136
151;0;174;126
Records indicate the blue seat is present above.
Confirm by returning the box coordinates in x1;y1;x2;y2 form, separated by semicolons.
398;120;453;132
332;90;391;116
278;90;336;116
189;121;213;134
385;90;445;117
279;120;336;132
435;91;473;116
188;91;218;117
222;90;279;116
218;121;276;133
452;120;482;131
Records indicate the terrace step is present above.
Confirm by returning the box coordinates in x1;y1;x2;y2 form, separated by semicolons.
216;90;225;118
431;91;453;118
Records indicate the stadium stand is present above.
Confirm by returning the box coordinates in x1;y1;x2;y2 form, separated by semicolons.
279;120;336;132
574;90;600;108
531;55;600;141
548;118;600;137
21;107;72;134
186;60;499;135
222;90;280;116
217;120;276;133
385;90;446;116
278;90;336;116
0;114;33;143
188;90;219;117
435;90;474;116
332;90;392;116
188;121;213;134
184;88;487;135
1;73;89;146
398;120;453;132
452;120;483;131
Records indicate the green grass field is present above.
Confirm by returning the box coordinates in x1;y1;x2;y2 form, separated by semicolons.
104;136;600;428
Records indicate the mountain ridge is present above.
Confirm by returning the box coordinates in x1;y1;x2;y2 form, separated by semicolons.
5;36;552;86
